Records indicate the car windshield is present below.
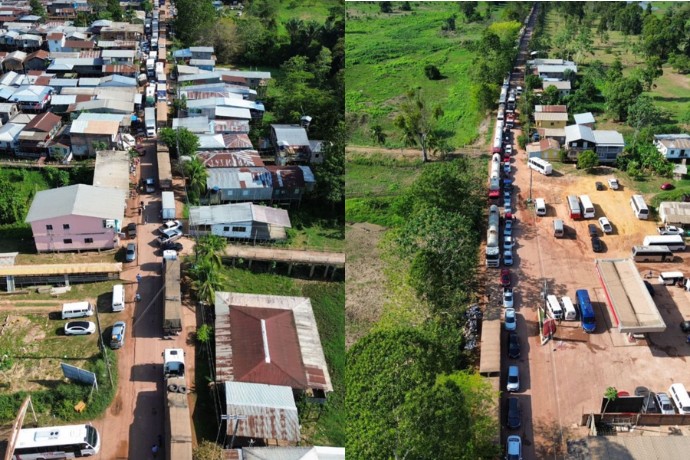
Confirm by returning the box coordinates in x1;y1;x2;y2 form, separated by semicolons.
70;321;88;328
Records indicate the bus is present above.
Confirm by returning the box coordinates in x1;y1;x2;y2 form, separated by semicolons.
527;156;553;175
579;195;595;219
630;195;649;220
575;289;596;333
12;424;100;459
632;245;673;262
567;195;581;220
643;235;686;252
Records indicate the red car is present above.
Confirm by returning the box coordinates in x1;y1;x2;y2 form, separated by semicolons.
500;268;511;287
660;183;674;190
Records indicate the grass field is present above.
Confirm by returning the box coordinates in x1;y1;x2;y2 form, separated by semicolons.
276;0;340;37
346;2;492;149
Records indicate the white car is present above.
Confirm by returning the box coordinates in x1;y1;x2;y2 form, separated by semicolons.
157;228;183;245
504;308;517;331
507;366;520;392
598;217;612;233
64;321;96;335
655;392;675;415
158;220;182;234
607;178;619;190
503;288;514;308
503;249;514;266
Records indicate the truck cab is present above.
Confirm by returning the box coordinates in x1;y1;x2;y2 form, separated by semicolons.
658;225;683;236
163;348;185;379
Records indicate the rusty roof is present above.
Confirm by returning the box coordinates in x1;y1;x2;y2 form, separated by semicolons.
223;133;253;150
266;166;305;189
223;381;300;443
25;112;61;132
197;150;263;168
215;293;333;392
65;39;94;49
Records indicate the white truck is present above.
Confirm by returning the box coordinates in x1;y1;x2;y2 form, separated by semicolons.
658;225;684;236
161;191;175;220
145;107;156;137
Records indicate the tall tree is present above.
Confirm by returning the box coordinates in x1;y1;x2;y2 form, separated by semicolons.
394;89;443;162
158;127;200;158
604;77;643;121
173;0;216;46
29;0;46;19
183;155;208;204
627;95;663;128
577;150;599;171
313;122;345;211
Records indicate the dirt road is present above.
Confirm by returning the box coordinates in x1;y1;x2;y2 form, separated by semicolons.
91;144;197;459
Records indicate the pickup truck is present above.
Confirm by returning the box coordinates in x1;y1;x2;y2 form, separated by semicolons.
658;225;684;236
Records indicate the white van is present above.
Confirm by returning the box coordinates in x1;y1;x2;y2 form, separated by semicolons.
535;198;546;216
658;271;684;286
112;284;124;312
669;383;690;414
61;301;94;319
553;219;564;238
561;296;577;321
546;295;563;320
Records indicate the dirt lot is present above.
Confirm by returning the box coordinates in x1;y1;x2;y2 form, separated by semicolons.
502;129;690;458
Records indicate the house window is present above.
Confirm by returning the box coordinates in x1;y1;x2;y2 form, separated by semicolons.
232;226;246;232
63;224;70;230
583;141;588;148
63;239;72;244
242;190;250;196
85;238;93;243
46;224;53;230
223;226;230;232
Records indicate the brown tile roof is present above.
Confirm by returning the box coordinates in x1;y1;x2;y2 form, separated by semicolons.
47;32;64;40
79;50;100;58
34;76;52;86
25;112;61;132
229;306;308;388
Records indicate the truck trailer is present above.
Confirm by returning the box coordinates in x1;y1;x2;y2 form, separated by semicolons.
163;349;192;460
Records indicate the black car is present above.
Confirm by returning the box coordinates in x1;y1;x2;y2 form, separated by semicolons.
588;224;598;238
161;241;183;252
507;397;521;429
681;320;690;333
635;386;659;413
508;332;520;359
126;222;137;239
591;235;603;252
595;181;604;191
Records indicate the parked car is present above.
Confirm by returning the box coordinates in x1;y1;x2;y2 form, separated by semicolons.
506;365;520;391
504;204;513;215
505;435;522;460
64;321;96;335
126;222;137;239
507;397;521;429
505;145;513;155
503;287;514;308
680;320;690;333
125;243;136;262
607;178;619;190
503;249;514;266
591;235;603;253
595;181;604;191
635;386;659;413
157;229;183;245
158;220;182;234
508;332;520;359
504;190;512;201
588;224;598;237
504;234;513;248
655;392;675;415
598;217;612;234
505;308;517;331
160;241;183;252
661;182;674;190
504;162;511;175
144;177;156;193
110;321;126;349
504;220;513;236
500;269;511;287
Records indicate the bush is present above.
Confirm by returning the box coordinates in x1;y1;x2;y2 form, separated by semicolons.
424;64;442;80
517;133;528;150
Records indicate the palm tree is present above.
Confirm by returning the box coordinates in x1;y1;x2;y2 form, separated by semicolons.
195;235;226;268
602;386;618;418
189;258;225;306
184;156;208;203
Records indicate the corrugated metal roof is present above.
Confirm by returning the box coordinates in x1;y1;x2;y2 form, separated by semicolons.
215;292;333;392
659;201;690;225
206;168;272;190
197;150;263;168
593;130;624;146
215;106;251;120
25;184;126;222
574;112;595;125
223;381;300;442
565;124;596;144
242;446;345;460
50;94;77;105
0;122;24;141
189;203;291;228
0;262;122;276
172;116;210;133
272;124;310;147
535;112;568;121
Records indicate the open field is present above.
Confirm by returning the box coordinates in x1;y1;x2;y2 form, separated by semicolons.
276;0;340;37
345;2;493;148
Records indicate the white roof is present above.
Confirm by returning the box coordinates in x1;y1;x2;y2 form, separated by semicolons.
593;130;624;147
573;112;595;125
189;203;291;228
565;124;595;144
25;184;126;223
0;122;24;141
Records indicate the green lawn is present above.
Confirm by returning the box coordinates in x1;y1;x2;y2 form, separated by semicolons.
346;2;491;149
276;0;340;37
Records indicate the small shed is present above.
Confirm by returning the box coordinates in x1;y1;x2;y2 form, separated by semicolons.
659;201;690;226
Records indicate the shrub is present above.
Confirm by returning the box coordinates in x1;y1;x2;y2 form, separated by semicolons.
424;65;442;80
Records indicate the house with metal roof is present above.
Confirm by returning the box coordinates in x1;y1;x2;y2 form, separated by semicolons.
197;133;253;151
0;122;24;152
653;134;690;160
215;291;333;395
8;85;54;111
206;167;273;203
189;202;291;241
69;113;120;156
542;80;571;96
0;101;18;124
16;112;62;158
573;112;595;128
171;116;212;134
213;119;250;135
659;202;690;226
270;124;322;165
526;137;561;161
223;381;300;444
534;111;568;129
241;447;345;460
197;150;263;168
25;184;126;252
565;124;624;163
3;50;26;72
67;98;133;115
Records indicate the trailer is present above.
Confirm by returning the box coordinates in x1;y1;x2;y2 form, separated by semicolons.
486;205;500;267
163;258;182;336
163;349;192;460
145;107;156;137
488;153;501;199
158;143;172;190
162;191;175;220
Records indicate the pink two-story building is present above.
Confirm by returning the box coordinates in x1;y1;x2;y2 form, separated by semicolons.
25;184;126;252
